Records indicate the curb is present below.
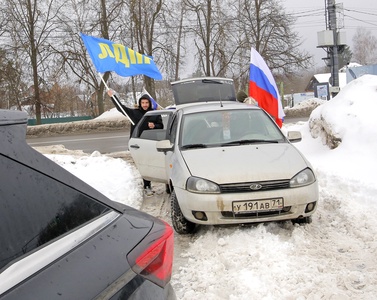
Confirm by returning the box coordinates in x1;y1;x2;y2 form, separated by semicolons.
26;118;131;138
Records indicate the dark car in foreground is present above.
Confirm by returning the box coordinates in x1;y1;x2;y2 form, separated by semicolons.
0;109;176;299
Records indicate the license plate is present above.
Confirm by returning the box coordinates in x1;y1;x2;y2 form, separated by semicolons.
232;198;284;213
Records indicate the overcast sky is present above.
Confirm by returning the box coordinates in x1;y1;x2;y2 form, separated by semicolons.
282;0;377;68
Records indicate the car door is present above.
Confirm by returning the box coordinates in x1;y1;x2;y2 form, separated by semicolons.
128;111;174;183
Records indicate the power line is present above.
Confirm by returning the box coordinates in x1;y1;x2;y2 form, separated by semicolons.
344;8;377;17
288;9;325;18
344;14;377;28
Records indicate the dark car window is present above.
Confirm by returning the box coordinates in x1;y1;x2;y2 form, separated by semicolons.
0;155;111;271
171;78;237;105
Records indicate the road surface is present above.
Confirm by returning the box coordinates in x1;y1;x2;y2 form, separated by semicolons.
27;131;130;154
26;116;306;154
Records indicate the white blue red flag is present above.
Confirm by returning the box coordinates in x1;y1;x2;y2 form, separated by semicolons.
249;47;285;127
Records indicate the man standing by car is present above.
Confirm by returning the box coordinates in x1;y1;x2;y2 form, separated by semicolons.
108;90;163;196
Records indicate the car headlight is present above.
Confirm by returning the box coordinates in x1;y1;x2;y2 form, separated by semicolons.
186;176;220;193
290;168;316;187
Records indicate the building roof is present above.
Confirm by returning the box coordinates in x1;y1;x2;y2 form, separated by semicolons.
313;73;347;88
305;72;347;92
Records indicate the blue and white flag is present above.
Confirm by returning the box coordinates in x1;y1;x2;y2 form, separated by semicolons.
80;33;162;80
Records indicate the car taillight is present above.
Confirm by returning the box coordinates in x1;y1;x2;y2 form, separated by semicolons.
128;220;174;287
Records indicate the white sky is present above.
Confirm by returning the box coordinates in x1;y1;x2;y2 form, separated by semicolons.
282;0;377;68
41;74;377;299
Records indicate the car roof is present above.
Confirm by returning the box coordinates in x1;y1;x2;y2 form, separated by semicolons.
0;109;28;126
148;102;261;116
176;101;261;114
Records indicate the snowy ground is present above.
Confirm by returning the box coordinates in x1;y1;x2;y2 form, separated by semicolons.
36;75;377;300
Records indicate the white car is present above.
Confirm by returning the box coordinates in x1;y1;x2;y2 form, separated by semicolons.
129;102;318;234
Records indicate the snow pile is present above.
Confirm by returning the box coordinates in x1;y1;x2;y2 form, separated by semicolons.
94;108;125;120
309;74;377;149
45;151;143;209
284;98;326;118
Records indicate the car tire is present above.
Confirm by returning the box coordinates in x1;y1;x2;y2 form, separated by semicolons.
170;190;196;234
292;216;312;225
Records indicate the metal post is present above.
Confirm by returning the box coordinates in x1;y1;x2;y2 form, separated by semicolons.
327;0;339;97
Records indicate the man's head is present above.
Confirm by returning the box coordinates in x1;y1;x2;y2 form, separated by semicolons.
138;94;152;111
236;90;248;102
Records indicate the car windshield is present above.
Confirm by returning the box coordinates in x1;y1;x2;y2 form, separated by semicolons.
171;78;236;105
179;109;285;148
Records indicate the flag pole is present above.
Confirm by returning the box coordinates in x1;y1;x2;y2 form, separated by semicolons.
98;72;134;125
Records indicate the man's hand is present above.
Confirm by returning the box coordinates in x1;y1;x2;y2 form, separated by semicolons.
107;90;114;97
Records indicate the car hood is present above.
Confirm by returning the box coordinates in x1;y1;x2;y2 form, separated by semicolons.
181;143;309;183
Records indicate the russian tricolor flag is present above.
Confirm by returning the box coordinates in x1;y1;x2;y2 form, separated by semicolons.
249;48;285;127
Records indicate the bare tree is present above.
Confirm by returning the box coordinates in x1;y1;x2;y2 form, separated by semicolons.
338;45;353;69
129;0;163;98
57;0;170;109
238;0;311;73
352;27;377;65
157;0;187;81
0;5;8;37
173;3;186;81
0;49;27;110
1;0;315;116
54;0;127;116
4;0;63;124
184;0;238;77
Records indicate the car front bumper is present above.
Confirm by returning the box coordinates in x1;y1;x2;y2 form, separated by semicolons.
174;182;318;225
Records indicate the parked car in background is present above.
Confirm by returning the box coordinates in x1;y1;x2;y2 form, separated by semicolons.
129;102;318;234
0;109;176;299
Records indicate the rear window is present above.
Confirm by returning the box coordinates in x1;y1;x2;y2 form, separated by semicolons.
0;155;111;270
172;78;236;105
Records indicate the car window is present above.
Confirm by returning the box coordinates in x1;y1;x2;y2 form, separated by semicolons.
0;155;111;270
172;78;236;105
180;109;285;147
169;114;179;144
139;129;166;140
132;112;171;139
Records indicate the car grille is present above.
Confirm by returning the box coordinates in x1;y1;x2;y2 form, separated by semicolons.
219;179;290;193
221;207;291;219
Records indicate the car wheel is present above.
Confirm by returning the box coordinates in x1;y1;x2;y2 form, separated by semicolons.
292;216;312;225
170;190;196;234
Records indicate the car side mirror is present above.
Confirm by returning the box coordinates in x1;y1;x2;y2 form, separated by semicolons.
156;140;174;152
287;131;302;143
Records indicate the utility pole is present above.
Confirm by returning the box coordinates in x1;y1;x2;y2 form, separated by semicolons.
327;0;339;95
317;0;346;98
